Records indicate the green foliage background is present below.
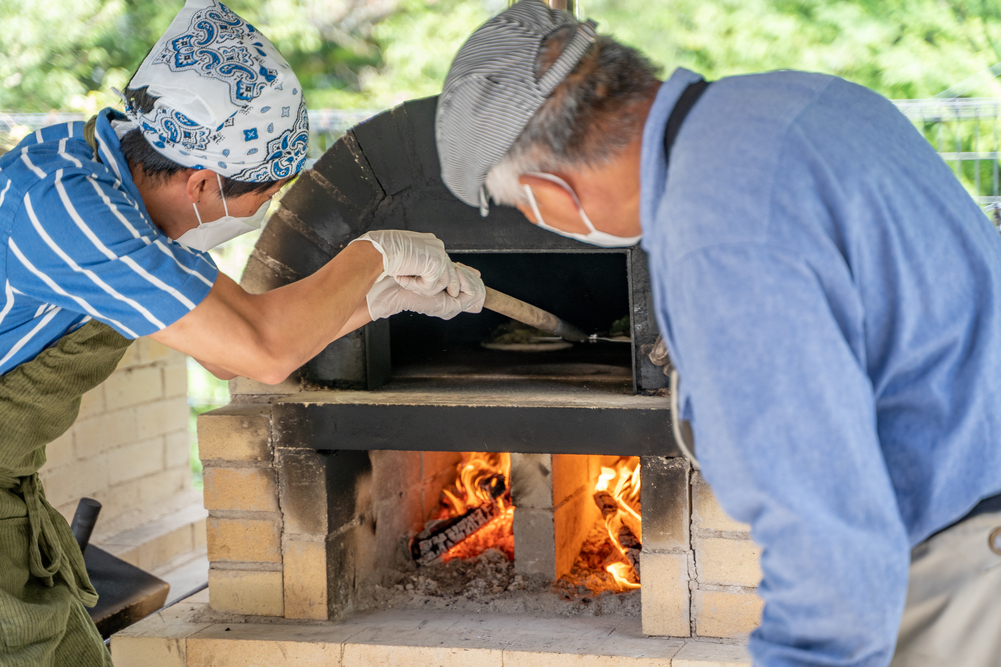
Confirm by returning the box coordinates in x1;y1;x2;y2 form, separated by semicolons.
3;0;1001;115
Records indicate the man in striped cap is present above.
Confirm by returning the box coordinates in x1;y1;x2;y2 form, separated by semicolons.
0;1;482;664
436;2;1001;665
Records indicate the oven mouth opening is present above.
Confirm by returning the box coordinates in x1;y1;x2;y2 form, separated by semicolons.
389;252;632;385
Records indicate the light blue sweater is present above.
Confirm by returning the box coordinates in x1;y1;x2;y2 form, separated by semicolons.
641;68;1001;666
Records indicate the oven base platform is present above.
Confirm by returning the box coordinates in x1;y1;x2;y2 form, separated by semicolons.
110;589;750;666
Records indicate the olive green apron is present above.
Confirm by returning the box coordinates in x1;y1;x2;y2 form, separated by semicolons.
1;117;134;665
0;320;132;666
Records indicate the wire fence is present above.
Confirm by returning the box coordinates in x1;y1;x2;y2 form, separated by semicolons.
894;98;1001;221
0;109;379;167
3;100;1001;220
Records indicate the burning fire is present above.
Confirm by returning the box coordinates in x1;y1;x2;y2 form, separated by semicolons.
440;452;512;516
415;452;514;563
595;458;642;590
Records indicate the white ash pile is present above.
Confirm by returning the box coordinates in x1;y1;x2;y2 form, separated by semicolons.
358;547;640;618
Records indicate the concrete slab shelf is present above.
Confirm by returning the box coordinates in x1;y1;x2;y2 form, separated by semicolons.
111;590;751;667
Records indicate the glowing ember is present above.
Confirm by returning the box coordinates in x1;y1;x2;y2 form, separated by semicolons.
412;452;514;564
442;506;514;562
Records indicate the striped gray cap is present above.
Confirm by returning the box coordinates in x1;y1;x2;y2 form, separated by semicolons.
436;0;597;215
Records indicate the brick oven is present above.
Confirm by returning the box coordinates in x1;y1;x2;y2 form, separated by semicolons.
196;95;764;641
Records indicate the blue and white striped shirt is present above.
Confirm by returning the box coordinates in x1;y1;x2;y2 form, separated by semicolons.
0;108;218;376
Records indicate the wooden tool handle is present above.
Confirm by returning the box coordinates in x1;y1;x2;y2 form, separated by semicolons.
483;287;589;342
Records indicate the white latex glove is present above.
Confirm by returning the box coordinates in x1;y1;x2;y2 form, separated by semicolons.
351;230;460;297
367;263;485;321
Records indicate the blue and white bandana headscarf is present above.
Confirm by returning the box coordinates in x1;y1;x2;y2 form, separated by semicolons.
123;0;308;182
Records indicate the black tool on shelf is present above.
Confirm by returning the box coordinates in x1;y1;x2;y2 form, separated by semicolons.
69;497;170;639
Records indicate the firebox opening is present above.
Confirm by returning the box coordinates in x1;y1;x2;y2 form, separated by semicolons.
389;252;632;382
400;450;641;604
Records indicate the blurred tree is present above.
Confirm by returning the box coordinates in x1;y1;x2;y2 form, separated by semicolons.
586;0;1001;99
2;0;1001;114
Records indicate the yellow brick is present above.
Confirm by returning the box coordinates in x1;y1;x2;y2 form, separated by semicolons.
74;408;137;458
110;593;210;667
163;362;188;398
107;438;165;485
43;430;75;468
187;637;340;667
695;538;762;588
130;523;199;572
198;406;271;462
203;467;278;512
38;455;109;508
672;641;752;666
640;551;691;637
692;473;750;534
207;516;281;563
104;366;164;410
110;636;186;667
165;430;192;469
208;568;283;616
135;396;190;440
138;467;191;506
283;540;327;620
78;385;105;419
343;644;503;667
89;476;143;522
116;344;140;371
504;654;672;667
693;589;764;639
144;339;175;363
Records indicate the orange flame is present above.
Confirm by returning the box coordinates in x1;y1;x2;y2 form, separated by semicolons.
440;452;511;515
607;562;640;590
438;452;514;562
596;458;641;589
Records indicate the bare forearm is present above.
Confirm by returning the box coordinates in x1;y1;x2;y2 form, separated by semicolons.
152;241;382;383
248;242;381;365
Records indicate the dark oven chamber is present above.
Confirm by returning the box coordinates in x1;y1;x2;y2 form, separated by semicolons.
244;95;679;459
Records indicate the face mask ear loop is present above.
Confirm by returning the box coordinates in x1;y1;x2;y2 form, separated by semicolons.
526;172;598;234
216;172;230;217
553;177;598;235
191;202;203;226
523;184;546;227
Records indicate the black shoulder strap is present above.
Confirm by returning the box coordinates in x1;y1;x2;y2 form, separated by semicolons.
663;78;710;163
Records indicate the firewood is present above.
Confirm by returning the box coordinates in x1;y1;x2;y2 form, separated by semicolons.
410;503;501;563
410;473;509;564
617;525;641;577
593;490;642;581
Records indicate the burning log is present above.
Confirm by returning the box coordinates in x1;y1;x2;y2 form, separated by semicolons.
411;472;509;564
594;490;642;580
410;502;502;563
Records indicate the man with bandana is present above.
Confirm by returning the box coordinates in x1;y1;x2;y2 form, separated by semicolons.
0;1;483;664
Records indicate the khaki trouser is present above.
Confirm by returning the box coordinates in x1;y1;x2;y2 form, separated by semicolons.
891;511;1001;667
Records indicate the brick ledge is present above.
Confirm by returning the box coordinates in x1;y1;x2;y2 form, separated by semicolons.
111;590;750;667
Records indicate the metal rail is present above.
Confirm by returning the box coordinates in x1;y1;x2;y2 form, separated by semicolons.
4;98;1001;216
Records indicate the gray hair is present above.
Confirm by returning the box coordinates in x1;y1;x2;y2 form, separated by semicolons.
484;27;661;207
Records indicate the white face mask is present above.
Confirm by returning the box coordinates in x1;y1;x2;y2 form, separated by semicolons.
175;173;270;252
522;172;642;248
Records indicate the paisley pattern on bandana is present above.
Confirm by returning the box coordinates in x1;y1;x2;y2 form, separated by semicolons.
123;0;308;182
234;98;309;182
154;3;278;107
139;107;215;153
